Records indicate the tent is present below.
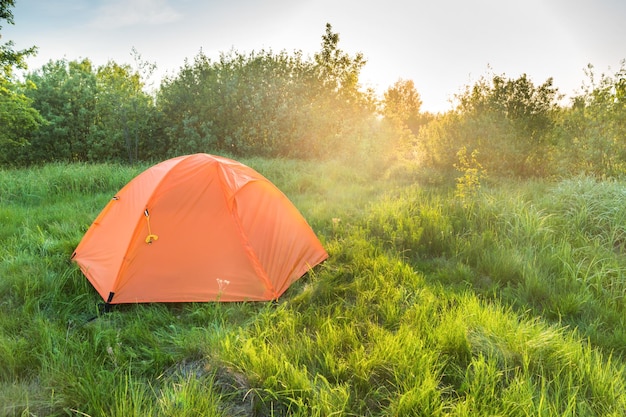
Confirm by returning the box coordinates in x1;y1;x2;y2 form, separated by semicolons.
72;153;328;304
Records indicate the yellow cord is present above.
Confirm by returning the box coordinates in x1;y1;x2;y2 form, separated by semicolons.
144;209;158;244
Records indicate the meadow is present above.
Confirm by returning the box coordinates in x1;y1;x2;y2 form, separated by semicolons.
1;158;626;416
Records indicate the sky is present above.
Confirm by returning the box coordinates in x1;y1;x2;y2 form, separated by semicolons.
3;0;626;113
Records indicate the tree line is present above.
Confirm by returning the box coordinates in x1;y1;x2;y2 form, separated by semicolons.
416;65;626;179
2;0;625;179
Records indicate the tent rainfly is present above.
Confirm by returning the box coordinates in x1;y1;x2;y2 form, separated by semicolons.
72;153;328;304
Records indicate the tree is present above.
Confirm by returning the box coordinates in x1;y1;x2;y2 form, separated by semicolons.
0;79;42;164
92;60;161;163
159;48;325;158
452;72;560;176
313;23;375;151
383;79;426;135
158;24;376;159
555;62;626;176
22;58;161;164
314;23;366;96
456;73;558;146
1;0;34;75
0;0;42;165
23;59;97;162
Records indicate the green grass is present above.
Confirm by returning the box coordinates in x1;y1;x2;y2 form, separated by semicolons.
1;160;626;416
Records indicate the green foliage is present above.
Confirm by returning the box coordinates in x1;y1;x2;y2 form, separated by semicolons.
415;62;626;180
2;4;626;183
454;146;485;204
25;59;98;162
0;77;43;164
0;0;37;78
418;72;560;178
158;23;375;160
158;48;319;157
382;78;429;135
1;22;392;167
415;111;463;175
555;62;626;176
314;23;367;103
456;73;558;144
0;0;42;164
19;58;159;164
92;61;163;163
0;0;13;24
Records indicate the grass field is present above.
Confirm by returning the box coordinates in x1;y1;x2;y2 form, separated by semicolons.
1;159;626;416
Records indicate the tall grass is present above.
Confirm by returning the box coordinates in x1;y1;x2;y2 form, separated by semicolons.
2;161;626;416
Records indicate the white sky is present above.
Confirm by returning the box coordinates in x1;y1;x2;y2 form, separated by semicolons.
4;0;626;113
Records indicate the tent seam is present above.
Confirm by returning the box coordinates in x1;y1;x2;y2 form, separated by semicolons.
217;167;278;299
110;155;190;301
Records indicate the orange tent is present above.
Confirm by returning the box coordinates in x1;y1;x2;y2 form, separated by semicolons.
72;153;328;304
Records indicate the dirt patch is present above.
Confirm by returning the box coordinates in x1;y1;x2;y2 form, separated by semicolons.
161;357;257;416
